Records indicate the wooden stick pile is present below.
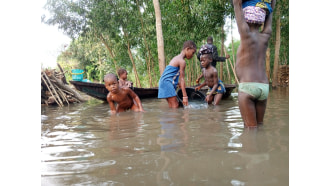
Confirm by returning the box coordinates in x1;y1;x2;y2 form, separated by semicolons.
41;69;85;106
277;65;289;87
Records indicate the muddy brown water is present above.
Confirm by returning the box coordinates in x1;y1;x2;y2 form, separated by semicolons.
41;87;289;186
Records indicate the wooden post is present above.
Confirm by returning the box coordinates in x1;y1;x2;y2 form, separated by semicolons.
266;47;271;82
153;0;166;75
231;17;236;69
220;27;225;81
272;4;281;88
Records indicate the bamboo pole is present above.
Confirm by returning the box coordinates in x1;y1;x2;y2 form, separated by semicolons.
45;72;64;107
225;58;231;84
231;17;236;69
57;63;68;84
224;46;239;84
41;75;60;106
49;73;85;102
53;84;70;105
41;73;62;106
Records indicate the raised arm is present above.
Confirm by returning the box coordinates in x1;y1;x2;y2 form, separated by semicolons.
213;45;229;62
262;0;276;34
233;0;250;38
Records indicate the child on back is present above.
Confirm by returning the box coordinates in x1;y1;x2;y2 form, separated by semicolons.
104;73;144;114
117;68;133;88
233;0;276;127
158;40;197;108
195;45;226;105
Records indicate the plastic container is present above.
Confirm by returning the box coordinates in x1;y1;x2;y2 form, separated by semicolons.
71;69;84;81
176;87;206;107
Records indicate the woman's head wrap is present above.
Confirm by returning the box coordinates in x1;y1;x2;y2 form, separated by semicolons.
243;6;266;25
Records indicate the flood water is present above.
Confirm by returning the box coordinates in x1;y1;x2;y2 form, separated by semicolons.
41;87;289;186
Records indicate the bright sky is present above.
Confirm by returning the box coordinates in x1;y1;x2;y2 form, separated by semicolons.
40;0;71;68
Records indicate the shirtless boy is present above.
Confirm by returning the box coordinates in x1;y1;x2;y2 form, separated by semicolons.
233;0;276;127
104;73;144;114
195;45;226;105
117;68;133;88
158;40;197;108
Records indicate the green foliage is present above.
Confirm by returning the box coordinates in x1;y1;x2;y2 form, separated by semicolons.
43;0;289;87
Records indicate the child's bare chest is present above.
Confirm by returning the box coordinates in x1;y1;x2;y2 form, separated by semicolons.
111;92;130;103
203;69;216;79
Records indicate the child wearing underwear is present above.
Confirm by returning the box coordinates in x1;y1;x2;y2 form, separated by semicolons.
233;0;276;127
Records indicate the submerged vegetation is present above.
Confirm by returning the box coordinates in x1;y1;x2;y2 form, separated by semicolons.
42;0;289;87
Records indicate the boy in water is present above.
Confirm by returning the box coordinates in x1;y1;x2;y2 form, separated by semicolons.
117;68;133;88
104;73;144;114
233;0;276;127
195;45;226;105
195;36;230;84
158;40;197;108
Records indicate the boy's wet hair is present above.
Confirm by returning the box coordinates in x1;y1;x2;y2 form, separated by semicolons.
104;73;118;82
182;40;197;50
117;68;127;76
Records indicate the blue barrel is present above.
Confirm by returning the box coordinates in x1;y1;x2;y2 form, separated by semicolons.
71;69;84;81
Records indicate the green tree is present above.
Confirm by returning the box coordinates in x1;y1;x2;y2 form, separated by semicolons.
43;0;288;88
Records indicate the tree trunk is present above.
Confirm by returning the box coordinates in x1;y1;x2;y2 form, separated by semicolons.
272;5;281;87
136;0;153;87
220;26;225;81
57;63;68;84
153;0;166;75
231;17;236;70
225;55;231;83
224;46;239;84
266;47;271;82
124;31;142;88
99;34;119;71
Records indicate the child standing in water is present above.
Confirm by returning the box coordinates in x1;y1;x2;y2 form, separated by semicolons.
104;73;144;114
233;0;276;127
195;45;226;105
117;68;133;88
158;40;197;108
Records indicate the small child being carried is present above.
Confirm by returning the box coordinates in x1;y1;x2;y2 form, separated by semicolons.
117;68;133;88
104;73;144;114
195;45;226;105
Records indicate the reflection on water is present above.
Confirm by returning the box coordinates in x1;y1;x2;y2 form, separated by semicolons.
41;87;289;186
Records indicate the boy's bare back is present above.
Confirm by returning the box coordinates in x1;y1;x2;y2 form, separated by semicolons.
233;0;276;127
234;0;274;84
168;55;186;70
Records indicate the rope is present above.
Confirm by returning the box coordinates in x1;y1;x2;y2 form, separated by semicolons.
71;71;84;75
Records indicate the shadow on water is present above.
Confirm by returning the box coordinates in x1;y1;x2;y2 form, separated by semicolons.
41;88;289;186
